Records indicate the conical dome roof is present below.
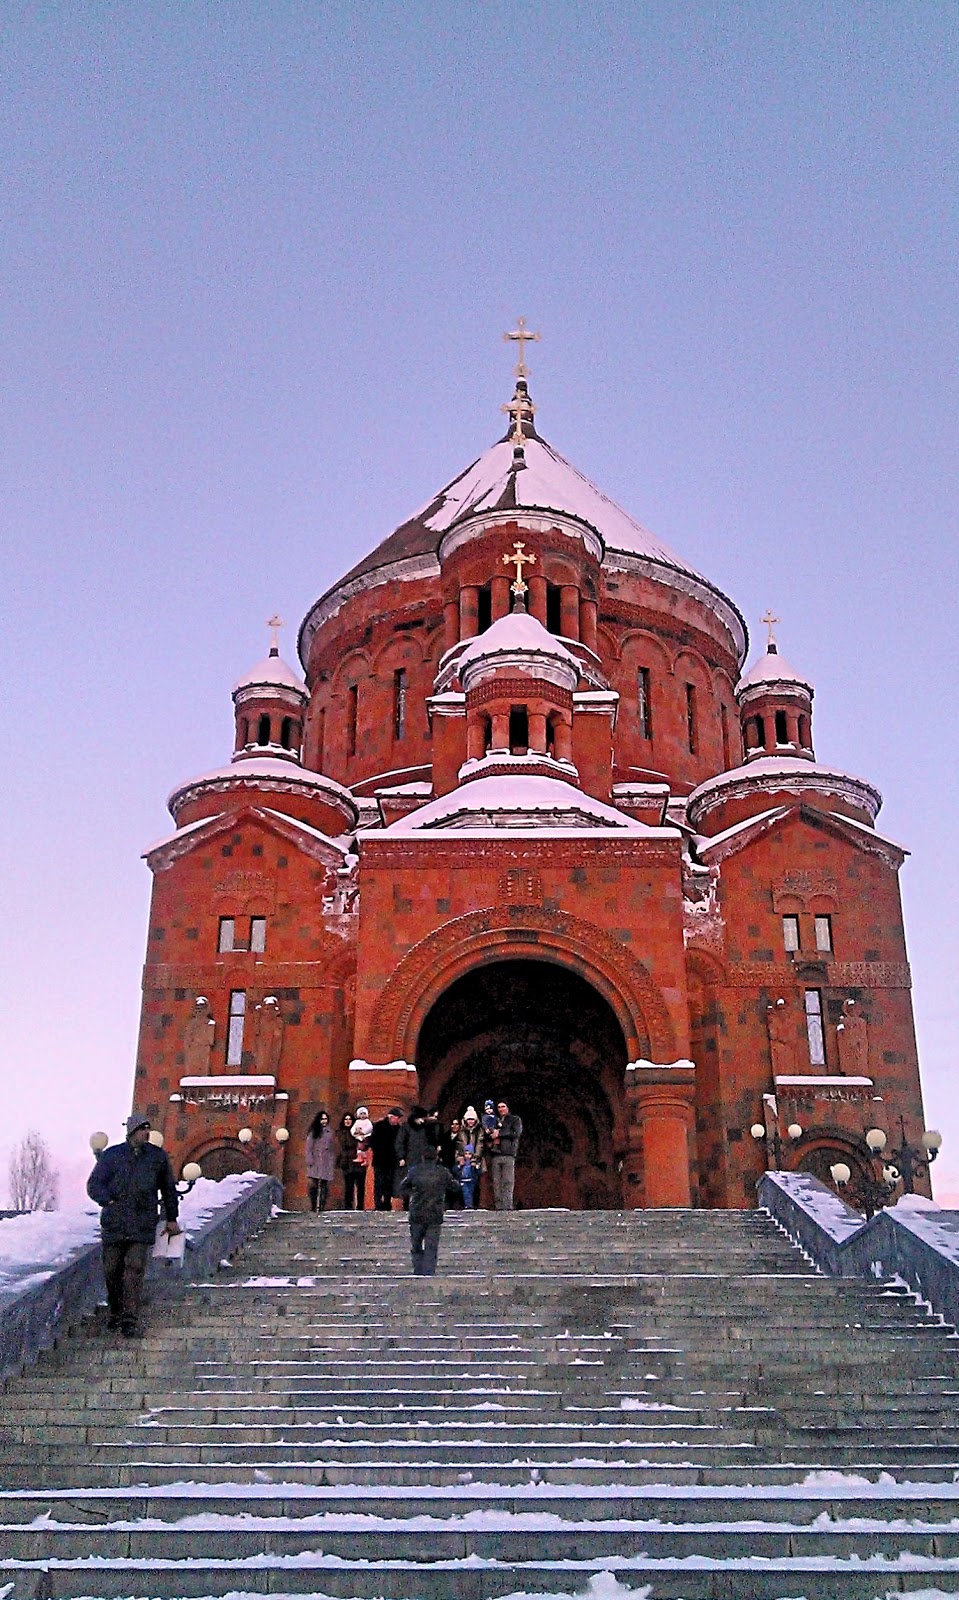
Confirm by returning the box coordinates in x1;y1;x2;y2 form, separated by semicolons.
336;429;702;592
233;646;307;699
737;641;813;695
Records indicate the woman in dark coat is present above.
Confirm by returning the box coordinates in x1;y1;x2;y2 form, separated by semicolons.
337;1112;361;1209
305;1109;336;1212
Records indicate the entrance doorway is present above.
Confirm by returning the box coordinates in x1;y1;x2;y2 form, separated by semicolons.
416;958;628;1209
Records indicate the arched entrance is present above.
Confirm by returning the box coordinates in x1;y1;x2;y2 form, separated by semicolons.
416;958;628;1210
188;1143;250;1180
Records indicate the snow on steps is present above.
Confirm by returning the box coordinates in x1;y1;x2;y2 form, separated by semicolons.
2;1208;959;1597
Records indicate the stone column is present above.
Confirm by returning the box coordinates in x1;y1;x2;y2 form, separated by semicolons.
560;585;580;640
580;598;598;653
628;1071;696;1208
528;574;547;625
528;712;548;753
491;711;510;750
443;600;459;652
466;715;486;762
491;575;511;620
554;716;573;762
459;587;479;639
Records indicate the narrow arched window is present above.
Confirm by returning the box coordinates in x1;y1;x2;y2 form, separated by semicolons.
509;706;529;753
545;583;562;635
477;585;492;634
257;714;271;746
280;717;293;750
482;714;492;754
798;713;810;749
775;709;789;745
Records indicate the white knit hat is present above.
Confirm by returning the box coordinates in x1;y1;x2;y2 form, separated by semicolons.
462;1105;479;1122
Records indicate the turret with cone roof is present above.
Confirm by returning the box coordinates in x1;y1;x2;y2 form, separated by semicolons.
736;611;815;762
232;616;308;763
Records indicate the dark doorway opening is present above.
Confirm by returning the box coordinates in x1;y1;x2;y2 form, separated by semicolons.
191;1144;251;1181
416;958;628;1209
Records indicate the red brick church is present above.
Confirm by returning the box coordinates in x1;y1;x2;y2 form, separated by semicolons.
134;336;928;1209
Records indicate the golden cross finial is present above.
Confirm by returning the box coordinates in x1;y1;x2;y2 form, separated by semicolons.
503;316;541;379
503;540;536;595
267;613;284;651
500;388;536;448
761;609;780;649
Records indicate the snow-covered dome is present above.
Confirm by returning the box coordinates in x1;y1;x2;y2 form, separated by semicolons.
383;773;670;835
233;646;307;701
168;754;357;829
737;641;812;696
458;607;579;694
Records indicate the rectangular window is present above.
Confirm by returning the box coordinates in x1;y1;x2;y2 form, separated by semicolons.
637;667;653;740
226;990;246;1067
316;707;326;769
782;915;800;952
218;917;235;953
250;916;267;954
721;703;730;767
804;989;825;1066
347;684;358;756
686;683;698;754
393;668;407;741
814;914;833;953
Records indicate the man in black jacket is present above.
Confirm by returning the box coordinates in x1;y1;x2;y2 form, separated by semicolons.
86;1114;181;1335
490;1099;523;1211
399;1147;461;1275
370;1107;402;1211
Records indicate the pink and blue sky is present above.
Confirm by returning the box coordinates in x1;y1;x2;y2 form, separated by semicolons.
2;5;957;1202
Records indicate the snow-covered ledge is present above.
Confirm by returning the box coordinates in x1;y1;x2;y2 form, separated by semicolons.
759;1170;959;1329
0;1173;281;1384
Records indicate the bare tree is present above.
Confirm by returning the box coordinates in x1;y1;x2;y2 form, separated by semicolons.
8;1131;59;1212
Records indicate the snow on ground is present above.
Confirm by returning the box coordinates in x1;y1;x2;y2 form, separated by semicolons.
0;1172;263;1288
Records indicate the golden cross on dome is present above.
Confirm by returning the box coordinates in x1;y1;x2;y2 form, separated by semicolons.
503;540;536;595
500;387;536;447
267;613;284;650
504;316;541;379
761;609;780;649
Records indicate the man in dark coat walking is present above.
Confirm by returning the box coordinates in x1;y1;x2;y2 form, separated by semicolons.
86;1114;181;1335
399;1147;460;1275
370;1107;402;1212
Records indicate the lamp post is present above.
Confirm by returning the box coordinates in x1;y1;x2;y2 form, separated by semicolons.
237;1124;289;1170
865;1117;942;1196
750;1118;803;1171
89;1131;109;1160
177;1161;203;1197
829;1119;943;1218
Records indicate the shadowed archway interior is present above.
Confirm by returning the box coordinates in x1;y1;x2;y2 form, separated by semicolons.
416;958;628;1210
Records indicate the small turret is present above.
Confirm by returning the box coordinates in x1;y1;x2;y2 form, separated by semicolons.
232;615;308;763
736;614;814;762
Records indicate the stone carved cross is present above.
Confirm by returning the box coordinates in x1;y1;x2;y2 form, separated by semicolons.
503;316;541;378
503;540;536;595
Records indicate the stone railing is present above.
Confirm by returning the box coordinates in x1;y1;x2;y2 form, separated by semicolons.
759;1170;959;1329
0;1175;281;1386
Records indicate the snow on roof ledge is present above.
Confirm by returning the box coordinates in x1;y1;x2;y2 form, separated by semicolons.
379;774;678;835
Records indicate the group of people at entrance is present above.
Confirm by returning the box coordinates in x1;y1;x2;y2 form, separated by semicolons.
305;1099;523;1219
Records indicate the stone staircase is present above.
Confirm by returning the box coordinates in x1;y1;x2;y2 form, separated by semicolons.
2;1207;959;1597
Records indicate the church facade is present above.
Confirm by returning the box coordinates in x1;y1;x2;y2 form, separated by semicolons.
133;354;928;1209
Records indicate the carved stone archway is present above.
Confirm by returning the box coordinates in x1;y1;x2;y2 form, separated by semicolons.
367;904;677;1067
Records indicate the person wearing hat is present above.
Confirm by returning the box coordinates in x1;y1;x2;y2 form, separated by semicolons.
454;1107;485;1209
86;1114;180;1336
370;1106;403;1212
